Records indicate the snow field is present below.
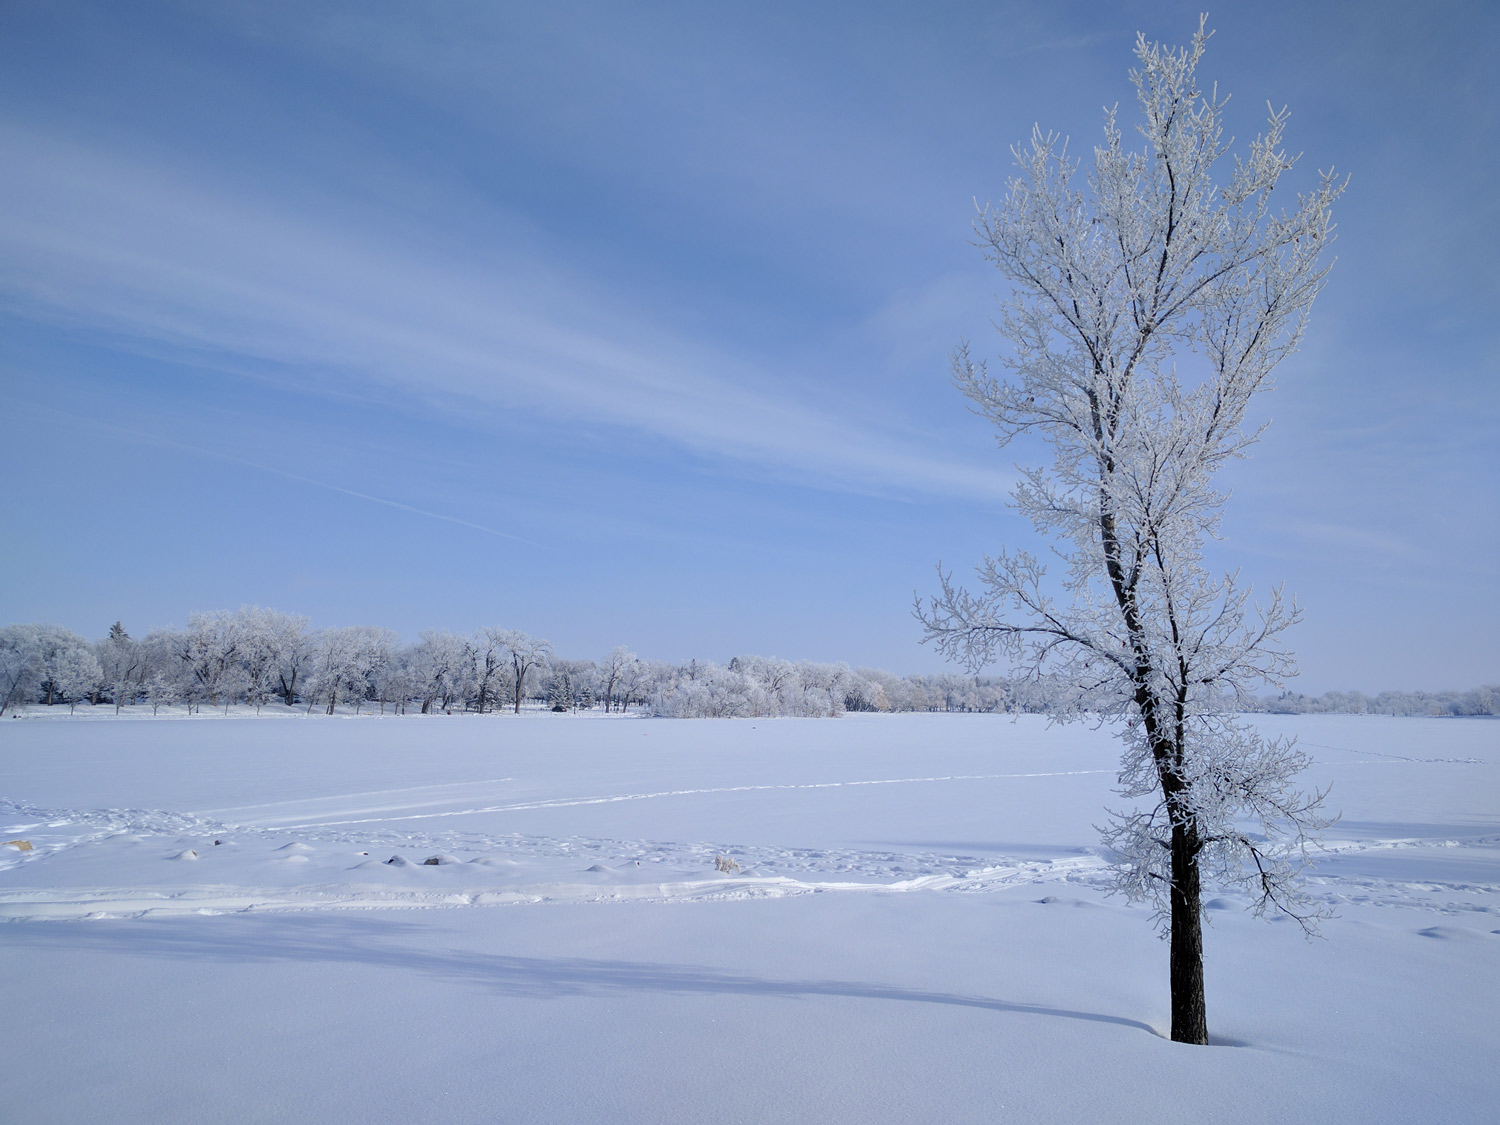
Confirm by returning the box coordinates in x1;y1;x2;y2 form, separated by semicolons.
0;712;1496;1122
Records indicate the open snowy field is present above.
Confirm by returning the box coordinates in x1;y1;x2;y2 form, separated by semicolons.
1;711;1496;1123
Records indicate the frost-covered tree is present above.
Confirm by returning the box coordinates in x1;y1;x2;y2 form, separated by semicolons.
139;628;190;711
354;628;400;714
546;665;574;711
917;21;1342;1044
544;658;598;712
572;660;600;708
162;612;245;712
0;625;100;711
0;624;45;714
215;664;252;715
54;643;103;713
372;645;419;714
842;673;890;713
305;626;397;714
410;630;471;714
618;655;657;714
27;625;101;709
227;607;309;711
652;660;762;718
599;645;637;713
470;629;512;715
146;670;184;716
498;630;553;714
795;660;851;718
858;667;911;712
95;623;146;712
730;655;799;714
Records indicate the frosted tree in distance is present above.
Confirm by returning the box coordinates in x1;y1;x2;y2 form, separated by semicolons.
916;21;1342;1044
498;630;554;714
600;646;638;713
0;625;45;715
470;629;511;715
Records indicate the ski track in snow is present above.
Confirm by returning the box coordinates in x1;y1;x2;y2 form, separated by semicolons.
191;778;517;816
252;770;1116;829
4;769;1498;923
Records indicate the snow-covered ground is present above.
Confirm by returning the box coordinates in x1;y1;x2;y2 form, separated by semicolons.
1;711;1495;1122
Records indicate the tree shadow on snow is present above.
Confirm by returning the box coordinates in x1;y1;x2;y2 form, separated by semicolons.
7;914;1164;1037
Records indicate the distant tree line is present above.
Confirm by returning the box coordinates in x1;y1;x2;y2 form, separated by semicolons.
2;611;1493;719
0;609;1044;718
1244;687;1499;718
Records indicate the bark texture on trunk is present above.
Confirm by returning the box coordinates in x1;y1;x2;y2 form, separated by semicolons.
1169;823;1208;1044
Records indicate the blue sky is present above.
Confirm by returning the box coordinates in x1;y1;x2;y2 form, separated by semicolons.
1;0;1495;692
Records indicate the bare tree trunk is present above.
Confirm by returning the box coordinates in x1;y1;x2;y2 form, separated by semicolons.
1169;823;1208;1044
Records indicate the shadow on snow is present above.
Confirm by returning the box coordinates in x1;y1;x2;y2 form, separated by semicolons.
6;913;1165;1038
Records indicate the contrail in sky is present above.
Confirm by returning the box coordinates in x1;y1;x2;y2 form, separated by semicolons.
26;404;548;548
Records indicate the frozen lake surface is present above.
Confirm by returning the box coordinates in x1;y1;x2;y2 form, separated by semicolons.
1;711;1496;1122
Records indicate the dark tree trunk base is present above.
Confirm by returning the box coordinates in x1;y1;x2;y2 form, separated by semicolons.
1169;824;1208;1044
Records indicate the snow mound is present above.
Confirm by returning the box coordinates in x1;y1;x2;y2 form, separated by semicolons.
172;849;198;861
384;855;412;867
277;842;314;852
1034;895;1095;908
1417;925;1488;941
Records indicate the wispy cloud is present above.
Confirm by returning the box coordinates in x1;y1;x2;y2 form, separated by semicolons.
0;125;1006;502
